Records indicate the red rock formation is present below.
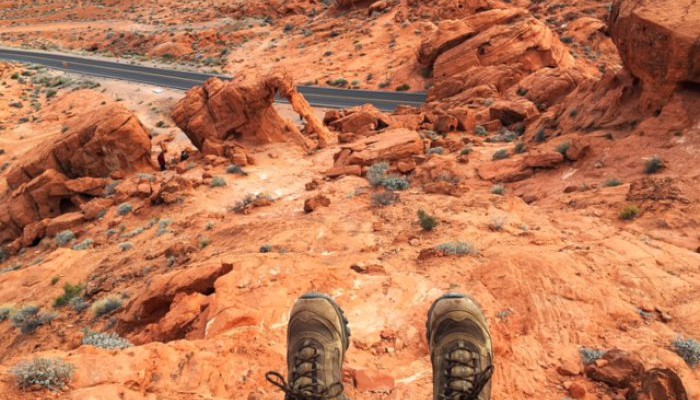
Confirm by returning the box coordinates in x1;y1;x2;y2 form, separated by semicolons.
0;104;155;247
609;0;700;110
172;73;333;158
420;9;573;83
6;104;153;189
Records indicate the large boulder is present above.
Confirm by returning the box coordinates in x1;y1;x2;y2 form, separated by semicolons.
421;9;573;83
6;104;153;190
609;0;700;109
332;128;424;168
172;74;333;154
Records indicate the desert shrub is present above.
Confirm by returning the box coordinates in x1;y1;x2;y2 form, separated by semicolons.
54;230;75;247
92;297;123;318
0;306;13;321
54;283;83;308
226;165;248;175
69;297;88;313
427;147;444;156
417;210;438;232
436;242;478;256
475;126;488;136
205;221;215;230
619;205;641;220
260;244;274;253
71;239;93;251
119;242;134;252
603;178;622;187
673;337;700;368
556;142;571;156
382;176;410;191
104;180;121;196
199;236;211;249
0;247;7;263
232;193;274;213
395;84;410;91
367;162;390;187
491;185;505;195
514;142;527;154
157;219;173;236
122;227;144;239
644;156;665;174
460;148;472;156
372;191;399;207
82;331;132;350
580;347;605;365
11;358;74;391
11;305;56;334
210;176;227;187
489;217;507;231
492;149;509;161
534;128;547;143
117;203;133;216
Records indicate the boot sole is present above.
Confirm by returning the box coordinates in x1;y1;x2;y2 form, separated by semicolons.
300;292;351;350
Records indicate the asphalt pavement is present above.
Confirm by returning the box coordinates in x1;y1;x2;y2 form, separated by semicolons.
0;47;427;111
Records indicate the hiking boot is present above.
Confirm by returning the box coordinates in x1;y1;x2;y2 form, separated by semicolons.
266;293;351;400
427;293;494;400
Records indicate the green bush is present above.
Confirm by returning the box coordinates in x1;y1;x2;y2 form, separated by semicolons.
367;162;390;188
460;148;472;156
92;297;123;318
491;185;505;195
475;126;488;136
417;210;438;231
117;203;133;216
619;205;641;220
72;239;93;251
82;331;132;350
603;178;622;187
54;230;75;247
0;306;13;321
514;142;527;154
396;84;410;91
492;149;509;161
372;191;399;207
556;142;571;156
226;165;248;175
366;162;409;191
580;347;605;365
644;156;665;174
69;297;88;313
210;176;227;187
11;358;74;391
427;147;444;156
673;337;700;368
54;283;83;308
11;305;57;334
199;236;211;249
119;242;134;252
436;242;478;256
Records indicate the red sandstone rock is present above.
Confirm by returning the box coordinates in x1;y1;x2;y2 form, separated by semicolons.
6;104;153;190
609;0;700;109
172;73;332;154
304;194;331;213
352;369;395;393
585;349;644;389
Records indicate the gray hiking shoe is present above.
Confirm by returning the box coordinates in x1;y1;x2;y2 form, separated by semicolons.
266;293;351;400
427;293;494;400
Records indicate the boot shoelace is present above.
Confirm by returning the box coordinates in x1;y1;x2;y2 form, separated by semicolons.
439;345;494;400
266;345;344;400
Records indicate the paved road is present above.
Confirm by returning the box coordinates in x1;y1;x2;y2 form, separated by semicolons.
0;47;427;111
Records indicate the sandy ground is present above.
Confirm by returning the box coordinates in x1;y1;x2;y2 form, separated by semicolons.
0;61;698;399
